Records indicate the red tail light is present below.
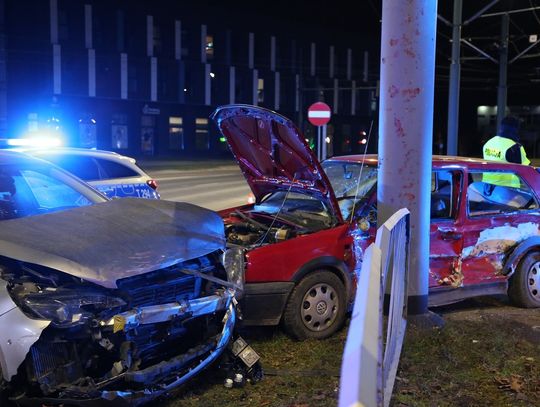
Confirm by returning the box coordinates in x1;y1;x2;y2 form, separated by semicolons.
147;179;159;190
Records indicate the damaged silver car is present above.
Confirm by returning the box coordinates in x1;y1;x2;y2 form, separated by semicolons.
0;151;245;406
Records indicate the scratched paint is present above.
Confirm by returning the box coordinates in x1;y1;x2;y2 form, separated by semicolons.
394;117;405;137
401;87;421;102
462;222;540;258
438;256;464;287
488;254;506;275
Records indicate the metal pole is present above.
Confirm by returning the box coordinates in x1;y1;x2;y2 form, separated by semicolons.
322;124;327;160
447;0;462;156
509;39;540;63
462;0;500;25
317;126;321;161
496;13;509;132
378;0;437;316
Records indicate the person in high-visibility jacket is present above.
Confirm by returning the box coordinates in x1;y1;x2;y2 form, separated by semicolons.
482;116;530;187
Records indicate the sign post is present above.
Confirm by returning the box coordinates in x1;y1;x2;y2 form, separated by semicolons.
307;102;331;161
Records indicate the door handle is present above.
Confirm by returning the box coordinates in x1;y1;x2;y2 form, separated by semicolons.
437;227;462;241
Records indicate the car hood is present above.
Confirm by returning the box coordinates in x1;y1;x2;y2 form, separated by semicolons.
212;104;342;220
0;199;225;288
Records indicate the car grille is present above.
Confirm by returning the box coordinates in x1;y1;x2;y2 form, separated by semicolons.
116;251;220;308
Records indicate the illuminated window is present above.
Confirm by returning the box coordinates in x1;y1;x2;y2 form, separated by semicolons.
205;35;214;59
78;114;97;149
111;114;128;149
169;116;184;150
141;116;155;155
195;118;209;151
257;78;264;103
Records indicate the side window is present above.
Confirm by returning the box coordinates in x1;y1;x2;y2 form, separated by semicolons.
96;158;139;179
431;170;454;219
467;171;539;216
40;155;100;181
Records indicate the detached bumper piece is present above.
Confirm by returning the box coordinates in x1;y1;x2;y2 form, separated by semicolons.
12;291;236;407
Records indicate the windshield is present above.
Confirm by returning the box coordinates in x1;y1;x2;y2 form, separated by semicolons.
253;191;333;230
322;161;377;199
256;191;326;213
0;160;107;220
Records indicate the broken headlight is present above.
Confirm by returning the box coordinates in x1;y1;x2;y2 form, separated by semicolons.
19;289;126;327
222;247;245;297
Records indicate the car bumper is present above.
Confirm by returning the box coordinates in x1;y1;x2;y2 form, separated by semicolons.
240;282;295;326
7;290;236;407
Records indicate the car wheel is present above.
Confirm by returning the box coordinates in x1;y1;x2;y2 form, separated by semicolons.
508;251;540;308
0;371;10;407
283;271;346;340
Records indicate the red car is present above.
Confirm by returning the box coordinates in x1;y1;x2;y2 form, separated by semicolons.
213;105;540;339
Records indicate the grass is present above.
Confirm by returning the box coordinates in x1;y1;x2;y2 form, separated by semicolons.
159;298;540;407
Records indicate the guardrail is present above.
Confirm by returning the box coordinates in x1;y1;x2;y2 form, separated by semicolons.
338;208;410;407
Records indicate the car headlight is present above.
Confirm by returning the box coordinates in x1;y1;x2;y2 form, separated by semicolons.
222;247;245;297
20;289;126;327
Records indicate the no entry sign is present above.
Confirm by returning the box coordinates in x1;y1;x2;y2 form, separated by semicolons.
307;102;331;126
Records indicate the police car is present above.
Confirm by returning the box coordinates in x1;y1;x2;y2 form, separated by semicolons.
26;148;160;199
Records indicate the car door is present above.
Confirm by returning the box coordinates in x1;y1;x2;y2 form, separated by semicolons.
429;169;465;288
460;169;540;286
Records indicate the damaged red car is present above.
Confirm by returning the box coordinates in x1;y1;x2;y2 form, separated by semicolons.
212;104;540;340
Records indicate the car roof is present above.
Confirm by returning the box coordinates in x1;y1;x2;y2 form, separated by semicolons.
325;154;534;171
20;147;151;179
22;147;138;165
23;147;124;157
0;149;50;165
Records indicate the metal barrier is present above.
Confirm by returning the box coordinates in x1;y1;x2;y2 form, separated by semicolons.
339;208;410;407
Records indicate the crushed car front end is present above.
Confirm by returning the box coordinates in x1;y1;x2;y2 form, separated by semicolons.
0;199;244;406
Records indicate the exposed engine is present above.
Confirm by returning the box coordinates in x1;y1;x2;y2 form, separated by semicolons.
226;220;297;247
224;195;335;249
0;251;236;405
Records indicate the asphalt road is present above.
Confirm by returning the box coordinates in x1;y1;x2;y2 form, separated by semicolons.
143;157;540;212
142;162;251;210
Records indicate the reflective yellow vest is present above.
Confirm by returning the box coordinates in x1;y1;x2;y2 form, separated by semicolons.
482;136;530;187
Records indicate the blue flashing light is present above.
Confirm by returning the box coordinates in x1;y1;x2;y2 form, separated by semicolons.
6;135;63;148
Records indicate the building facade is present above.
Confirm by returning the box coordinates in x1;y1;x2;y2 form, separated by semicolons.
0;0;379;158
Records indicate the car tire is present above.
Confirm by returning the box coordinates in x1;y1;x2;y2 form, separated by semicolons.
282;271;346;340
508;251;540;308
0;373;10;407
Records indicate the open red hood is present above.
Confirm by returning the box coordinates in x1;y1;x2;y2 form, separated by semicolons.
212;105;341;220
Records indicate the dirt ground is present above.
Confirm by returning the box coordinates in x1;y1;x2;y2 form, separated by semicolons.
160;296;539;407
393;296;540;407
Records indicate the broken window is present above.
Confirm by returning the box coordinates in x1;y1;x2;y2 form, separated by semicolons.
467;171;539;216
431;170;454;219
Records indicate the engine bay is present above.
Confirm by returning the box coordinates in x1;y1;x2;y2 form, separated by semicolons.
224;191;336;248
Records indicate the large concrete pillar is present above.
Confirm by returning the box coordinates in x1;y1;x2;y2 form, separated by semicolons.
378;0;437;315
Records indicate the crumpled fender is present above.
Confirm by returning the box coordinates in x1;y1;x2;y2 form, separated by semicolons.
502;236;540;277
0;282;50;381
